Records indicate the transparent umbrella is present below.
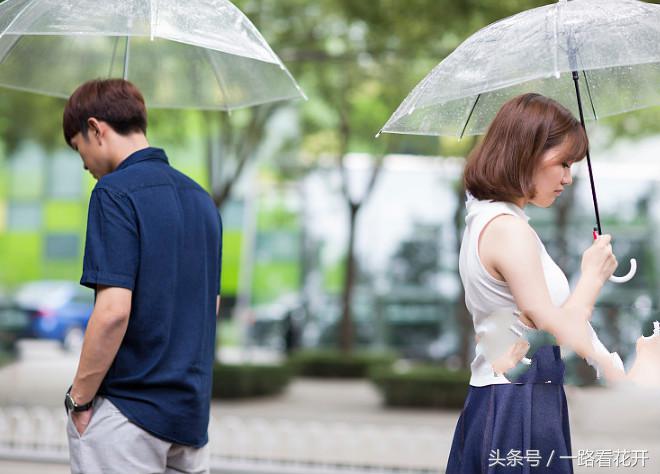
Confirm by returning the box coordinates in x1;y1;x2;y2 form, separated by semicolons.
381;0;660;284
0;0;306;110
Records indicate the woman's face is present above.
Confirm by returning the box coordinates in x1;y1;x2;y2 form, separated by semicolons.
528;141;576;208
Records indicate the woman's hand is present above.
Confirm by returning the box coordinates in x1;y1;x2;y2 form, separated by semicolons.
491;339;530;377
625;332;660;388
580;234;618;286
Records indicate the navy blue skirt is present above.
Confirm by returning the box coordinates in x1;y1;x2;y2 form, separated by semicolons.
446;346;573;474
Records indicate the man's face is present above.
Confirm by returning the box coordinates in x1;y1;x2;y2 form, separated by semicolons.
70;131;109;180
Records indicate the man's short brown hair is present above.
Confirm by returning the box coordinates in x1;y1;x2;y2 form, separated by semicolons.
463;93;588;203
63;79;147;147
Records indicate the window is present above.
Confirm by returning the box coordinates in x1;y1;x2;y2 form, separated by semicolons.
48;151;83;198
7;202;42;231
8;144;44;200
44;233;80;260
222;199;244;230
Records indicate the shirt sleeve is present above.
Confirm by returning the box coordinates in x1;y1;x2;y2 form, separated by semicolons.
80;188;139;291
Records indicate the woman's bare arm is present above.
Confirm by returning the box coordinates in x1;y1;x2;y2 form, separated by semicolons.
480;215;623;380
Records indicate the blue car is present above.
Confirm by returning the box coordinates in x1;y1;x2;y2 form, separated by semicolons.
11;281;94;351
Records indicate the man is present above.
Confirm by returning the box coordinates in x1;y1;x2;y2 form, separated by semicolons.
63;79;221;474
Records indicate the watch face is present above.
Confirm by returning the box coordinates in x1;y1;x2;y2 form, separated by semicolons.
65;393;75;411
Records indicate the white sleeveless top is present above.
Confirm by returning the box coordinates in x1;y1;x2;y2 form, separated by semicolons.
458;196;570;386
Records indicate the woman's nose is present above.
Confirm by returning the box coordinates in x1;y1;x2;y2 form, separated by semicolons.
562;169;573;185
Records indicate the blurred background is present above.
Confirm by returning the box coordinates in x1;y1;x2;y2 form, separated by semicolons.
1;1;659;473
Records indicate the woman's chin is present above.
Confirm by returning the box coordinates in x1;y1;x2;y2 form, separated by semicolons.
531;198;554;208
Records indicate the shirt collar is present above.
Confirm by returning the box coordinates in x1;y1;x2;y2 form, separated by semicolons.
115;147;168;172
465;193;530;222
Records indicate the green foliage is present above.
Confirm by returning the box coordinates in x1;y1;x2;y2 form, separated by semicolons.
217;319;240;347
166;136;208;190
370;364;470;409
598;107;660;145
252;261;299;304
43;201;85;231
0;89;66;154
0;233;41;285
257;205;298;230
322;259;344;293
211;362;291;399
221;230;242;295
148;109;203;149
289;349;396;378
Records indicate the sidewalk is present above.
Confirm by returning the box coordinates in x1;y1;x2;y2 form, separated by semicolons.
1;341;658;473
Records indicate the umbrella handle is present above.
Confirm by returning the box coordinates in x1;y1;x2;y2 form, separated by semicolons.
592;229;637;284
609;258;637;284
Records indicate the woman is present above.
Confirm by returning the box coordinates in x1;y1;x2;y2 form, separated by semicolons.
446;93;622;474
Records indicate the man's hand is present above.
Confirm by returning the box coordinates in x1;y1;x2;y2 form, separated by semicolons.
71;408;94;436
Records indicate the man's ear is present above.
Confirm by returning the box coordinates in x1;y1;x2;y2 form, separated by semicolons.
87;118;103;144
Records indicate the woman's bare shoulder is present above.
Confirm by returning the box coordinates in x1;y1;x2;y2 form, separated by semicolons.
480;213;536;246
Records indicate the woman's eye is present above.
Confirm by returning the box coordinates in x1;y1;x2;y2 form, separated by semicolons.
562;162;570;169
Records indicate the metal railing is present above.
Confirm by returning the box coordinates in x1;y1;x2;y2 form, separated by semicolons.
0;406;444;474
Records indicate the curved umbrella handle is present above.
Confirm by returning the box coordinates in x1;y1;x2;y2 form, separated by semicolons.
609;258;637;284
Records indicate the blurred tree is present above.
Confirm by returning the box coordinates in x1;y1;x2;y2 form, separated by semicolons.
389;223;440;288
203;105;282;208
237;0;581;354
0;90;65;155
2;0;660;359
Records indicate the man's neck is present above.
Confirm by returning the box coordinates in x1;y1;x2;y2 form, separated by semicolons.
111;134;151;170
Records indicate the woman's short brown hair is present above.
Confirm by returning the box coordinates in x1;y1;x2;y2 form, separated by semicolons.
463;93;588;203
63;79;147;147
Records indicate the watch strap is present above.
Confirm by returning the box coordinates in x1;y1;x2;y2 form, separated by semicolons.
65;386;94;412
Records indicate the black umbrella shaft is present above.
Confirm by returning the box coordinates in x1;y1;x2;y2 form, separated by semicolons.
572;70;602;235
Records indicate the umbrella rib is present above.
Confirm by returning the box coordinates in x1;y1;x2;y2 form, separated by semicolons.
0;0;37;38
203;49;230;111
581;70;598;120
108;36;120;77
150;0;159;41
0;34;21;65
122;36;130;80
459;94;481;139
575;46;598;121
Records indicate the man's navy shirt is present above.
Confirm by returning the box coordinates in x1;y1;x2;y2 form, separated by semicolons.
80;147;221;448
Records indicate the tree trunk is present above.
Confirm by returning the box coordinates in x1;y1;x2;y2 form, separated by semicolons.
340;202;359;353
452;178;472;369
205;105;279;209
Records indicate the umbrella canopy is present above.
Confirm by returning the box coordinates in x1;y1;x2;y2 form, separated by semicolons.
380;0;660;284
0;0;305;110
380;0;660;137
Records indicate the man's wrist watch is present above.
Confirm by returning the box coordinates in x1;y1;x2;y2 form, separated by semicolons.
64;386;93;413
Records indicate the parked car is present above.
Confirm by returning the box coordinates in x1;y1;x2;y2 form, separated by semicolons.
1;281;94;351
0;289;24;351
